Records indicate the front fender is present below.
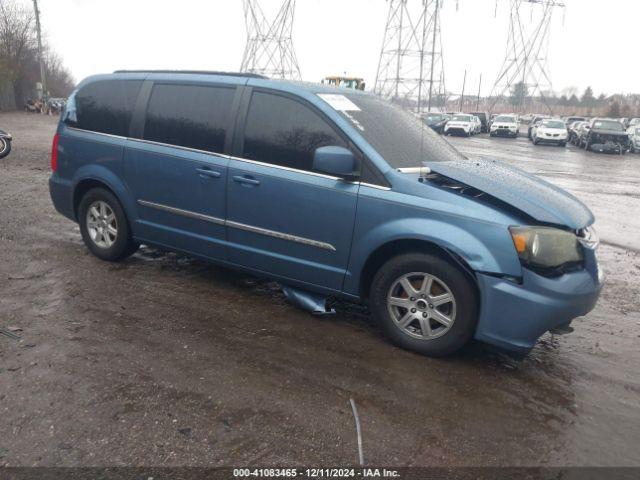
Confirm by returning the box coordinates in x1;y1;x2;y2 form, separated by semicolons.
72;165;137;222
344;216;522;297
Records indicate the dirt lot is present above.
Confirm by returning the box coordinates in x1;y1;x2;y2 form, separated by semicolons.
1;112;639;467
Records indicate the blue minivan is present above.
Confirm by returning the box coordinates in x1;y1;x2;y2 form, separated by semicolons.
49;71;603;357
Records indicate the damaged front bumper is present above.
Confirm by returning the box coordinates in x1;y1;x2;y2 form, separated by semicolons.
590;141;627;153
474;249;603;355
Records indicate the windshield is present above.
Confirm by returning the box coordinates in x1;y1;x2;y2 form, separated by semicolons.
320;93;465;168
593;120;624;131
451;115;472;122
426;113;445;122
495;115;516;123
541;120;565;129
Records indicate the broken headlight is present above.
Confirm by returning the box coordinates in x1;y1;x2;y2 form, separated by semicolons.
509;226;583;269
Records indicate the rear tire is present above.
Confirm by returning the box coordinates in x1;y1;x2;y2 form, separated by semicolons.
78;188;139;262
369;253;478;357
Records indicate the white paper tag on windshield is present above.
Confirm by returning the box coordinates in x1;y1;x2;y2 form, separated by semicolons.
318;94;361;112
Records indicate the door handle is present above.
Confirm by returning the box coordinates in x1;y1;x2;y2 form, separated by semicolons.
232;175;261;186
196;167;221;178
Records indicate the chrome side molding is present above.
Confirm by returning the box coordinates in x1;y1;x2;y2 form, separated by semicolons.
137;200;336;252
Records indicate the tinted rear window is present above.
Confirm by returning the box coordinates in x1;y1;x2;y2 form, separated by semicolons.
143;84;235;154
74;80;142;136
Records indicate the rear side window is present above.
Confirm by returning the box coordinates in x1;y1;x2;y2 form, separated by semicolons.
143;84;235;154
74;80;142;136
242;92;347;172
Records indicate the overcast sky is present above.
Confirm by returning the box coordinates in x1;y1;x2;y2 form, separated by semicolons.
25;0;639;97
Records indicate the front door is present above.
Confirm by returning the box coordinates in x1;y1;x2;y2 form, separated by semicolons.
226;90;359;291
124;82;237;260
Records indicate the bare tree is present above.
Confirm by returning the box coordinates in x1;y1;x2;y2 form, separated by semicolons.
44;50;74;97
0;0;36;89
0;0;74;109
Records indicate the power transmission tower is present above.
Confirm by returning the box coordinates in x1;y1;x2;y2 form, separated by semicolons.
489;0;565;114
240;0;302;80
374;0;446;113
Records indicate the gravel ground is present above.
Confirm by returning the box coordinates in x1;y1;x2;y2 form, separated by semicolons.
0;112;639;467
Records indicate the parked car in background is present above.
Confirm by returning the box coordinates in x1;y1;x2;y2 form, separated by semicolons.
580;118;629;153
423;112;450;134
528;115;551;139
48;70;603;358
575;122;592;147
628;118;640;128
519;114;533;124
46;98;67;116
471;115;482;134
564;116;586;128
0;129;12;159
470;111;490;133
532;119;568;147
444;114;476;137
568;121;586;145
490;114;519;138
627;125;640;153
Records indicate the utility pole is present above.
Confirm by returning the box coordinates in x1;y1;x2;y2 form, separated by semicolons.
32;0;47;100
476;73;482;110
459;69;466;112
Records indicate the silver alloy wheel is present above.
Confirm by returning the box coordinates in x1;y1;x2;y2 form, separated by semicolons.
0;138;7;156
387;272;457;340
86;200;118;249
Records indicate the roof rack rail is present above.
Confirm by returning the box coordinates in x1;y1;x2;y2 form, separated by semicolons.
113;70;269;79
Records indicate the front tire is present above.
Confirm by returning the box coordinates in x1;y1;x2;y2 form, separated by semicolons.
369;253;478;357
78;188;139;262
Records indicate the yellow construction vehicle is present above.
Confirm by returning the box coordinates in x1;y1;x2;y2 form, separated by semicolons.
322;76;366;91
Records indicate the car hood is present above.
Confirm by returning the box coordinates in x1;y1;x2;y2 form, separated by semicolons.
424;157;594;229
538;128;567;134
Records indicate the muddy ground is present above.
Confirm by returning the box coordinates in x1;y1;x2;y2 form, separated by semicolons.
0;112;639;467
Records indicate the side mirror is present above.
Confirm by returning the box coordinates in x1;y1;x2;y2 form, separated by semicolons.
313;146;359;180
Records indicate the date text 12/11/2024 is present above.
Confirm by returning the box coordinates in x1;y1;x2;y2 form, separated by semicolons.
233;468;401;478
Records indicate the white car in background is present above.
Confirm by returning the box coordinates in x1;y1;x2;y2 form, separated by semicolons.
471;115;482;134
628;118;640;128
627;125;640;153
489;114;519;138
444;114;475;137
532;119;568;147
